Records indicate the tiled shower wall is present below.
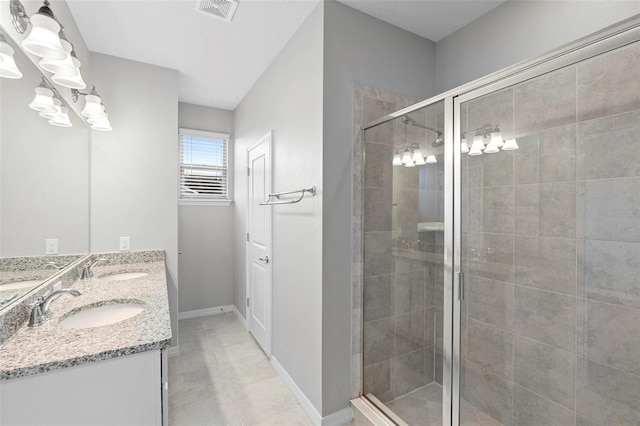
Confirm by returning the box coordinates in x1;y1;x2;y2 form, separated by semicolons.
460;41;640;425
352;83;445;405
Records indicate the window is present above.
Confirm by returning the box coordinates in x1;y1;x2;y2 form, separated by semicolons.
179;128;231;204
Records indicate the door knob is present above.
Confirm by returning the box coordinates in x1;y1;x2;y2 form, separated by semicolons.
258;256;269;264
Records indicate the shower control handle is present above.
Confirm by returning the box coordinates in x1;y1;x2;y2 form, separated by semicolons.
258;256;269;264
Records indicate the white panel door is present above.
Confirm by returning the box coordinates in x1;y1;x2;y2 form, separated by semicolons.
246;132;272;356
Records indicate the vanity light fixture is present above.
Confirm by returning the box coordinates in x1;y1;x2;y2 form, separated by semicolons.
412;148;426;165
460;135;469;153
425;155;437;164
48;106;72;127
463;125;518;156
469;134;485;156
392;151;402;166
401;148;412;165
502;138;519;150
0;32;23;79
72;86;112;132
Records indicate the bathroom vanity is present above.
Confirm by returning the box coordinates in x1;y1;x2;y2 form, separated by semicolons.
0;250;172;426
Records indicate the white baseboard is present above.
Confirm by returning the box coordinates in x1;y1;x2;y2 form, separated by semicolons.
232;305;248;329
178;305;234;320
270;357;353;426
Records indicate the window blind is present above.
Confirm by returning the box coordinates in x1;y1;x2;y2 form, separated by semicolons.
179;130;229;200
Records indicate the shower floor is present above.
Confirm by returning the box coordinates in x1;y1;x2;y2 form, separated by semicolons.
381;383;501;426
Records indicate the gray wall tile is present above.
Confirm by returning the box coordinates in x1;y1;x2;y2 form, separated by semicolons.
576;357;640;425
538;124;576;183
577;110;640;180
578;239;640;310
513;385;575;426
514;184;539;236
577;177;640;243
577;42;640;121
363;360;392;402
515;286;576;352
514;336;575;409
364;186;392;232
469;186;515;235
363;97;397;145
539;181;576;238
393;189;419;231
466;319;513;380
467;88;515;142
463;361;513;425
364;142;393;189
395;310;425;356
467;274;514;330
424;307;435;349
363;275;395;321
515;65;576;135
393;349;427;397
514;236;576;295
466;232;514;283
363;317;394;365
514;133;539;185
467;151;515;188
578;299;640;376
363;232;394;277
395;270;425;314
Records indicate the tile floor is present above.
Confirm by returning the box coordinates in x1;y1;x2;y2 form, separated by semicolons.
168;312;314;426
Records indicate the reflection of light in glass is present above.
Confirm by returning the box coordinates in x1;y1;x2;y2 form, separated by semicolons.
490;129;504;148
404;160;415;168
484;142;499;153
469;135;484;156
392;152;402;166
461;136;469;153
412;149;425;165
425;155;437;164
502;138;519;150
401;149;412;165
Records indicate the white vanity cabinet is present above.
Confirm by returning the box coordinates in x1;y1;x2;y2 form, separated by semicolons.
0;349;168;426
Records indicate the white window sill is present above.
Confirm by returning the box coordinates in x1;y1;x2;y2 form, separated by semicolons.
179;199;233;206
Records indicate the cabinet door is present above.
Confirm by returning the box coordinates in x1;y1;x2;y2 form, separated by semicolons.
0;350;161;425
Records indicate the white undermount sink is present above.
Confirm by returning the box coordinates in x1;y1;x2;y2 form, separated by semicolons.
60;302;145;329
104;272;148;281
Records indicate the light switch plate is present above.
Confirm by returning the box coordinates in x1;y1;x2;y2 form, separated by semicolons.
45;239;58;255
119;236;130;251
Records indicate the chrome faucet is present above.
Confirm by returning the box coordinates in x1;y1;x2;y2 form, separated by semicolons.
81;258;107;280
28;289;81;327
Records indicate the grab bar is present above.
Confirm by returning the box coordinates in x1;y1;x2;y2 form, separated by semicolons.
260;186;316;206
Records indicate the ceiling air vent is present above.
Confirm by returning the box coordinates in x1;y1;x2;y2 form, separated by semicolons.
195;0;239;23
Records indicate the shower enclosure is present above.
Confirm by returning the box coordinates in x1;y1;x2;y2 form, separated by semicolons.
360;19;640;426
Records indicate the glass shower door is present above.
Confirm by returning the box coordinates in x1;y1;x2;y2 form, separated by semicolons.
457;40;640;425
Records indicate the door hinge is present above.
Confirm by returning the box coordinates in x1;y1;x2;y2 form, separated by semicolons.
246;298;250;308
246;232;250;242
247;167;250;176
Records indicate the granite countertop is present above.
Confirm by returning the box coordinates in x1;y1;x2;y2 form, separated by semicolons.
0;251;172;380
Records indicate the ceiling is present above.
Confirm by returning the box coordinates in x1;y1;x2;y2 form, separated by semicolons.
67;0;504;110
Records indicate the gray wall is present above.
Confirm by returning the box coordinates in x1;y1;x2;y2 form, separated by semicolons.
0;42;89;257
89;53;179;346
321;0;436;416
435;1;640;92
233;3;325;412
178;102;235;313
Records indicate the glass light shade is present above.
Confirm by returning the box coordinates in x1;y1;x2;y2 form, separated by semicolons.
401;150;412;164
404;160;415;168
392;153;402;166
461;137;469;153
39;97;61;119
412;149;425;165
39;39;77;76
469;135;485;156
21;14;66;60
425;155;437;164
49;107;72;127
91;119;112;132
51;58;86;89
87;112;108;124
29;87;56;113
0;42;23;79
483;143;500;154
81;94;105;118
502;138;519;150
490;131;504;148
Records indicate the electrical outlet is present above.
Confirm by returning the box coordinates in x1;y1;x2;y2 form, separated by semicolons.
45;239;58;255
119;236;130;252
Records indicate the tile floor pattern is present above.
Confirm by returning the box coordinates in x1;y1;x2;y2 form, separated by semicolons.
168;313;314;426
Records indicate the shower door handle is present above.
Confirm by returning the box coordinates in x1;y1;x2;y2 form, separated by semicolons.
457;272;465;301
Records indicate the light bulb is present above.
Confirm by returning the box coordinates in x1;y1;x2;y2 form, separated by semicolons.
39;39;76;76
81;94;105;118
461;137;469;153
502;139;519;150
469;135;485;156
29;86;56;113
21;11;66;60
39;97;62;119
401;150;412;164
0;40;23;79
392;153;402;166
425;155;437;164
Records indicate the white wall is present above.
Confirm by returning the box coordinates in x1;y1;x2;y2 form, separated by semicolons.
233;3;325;413
435;1;640;92
0;38;89;257
178;102;235;313
89;53;179;346
321;1;436;416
